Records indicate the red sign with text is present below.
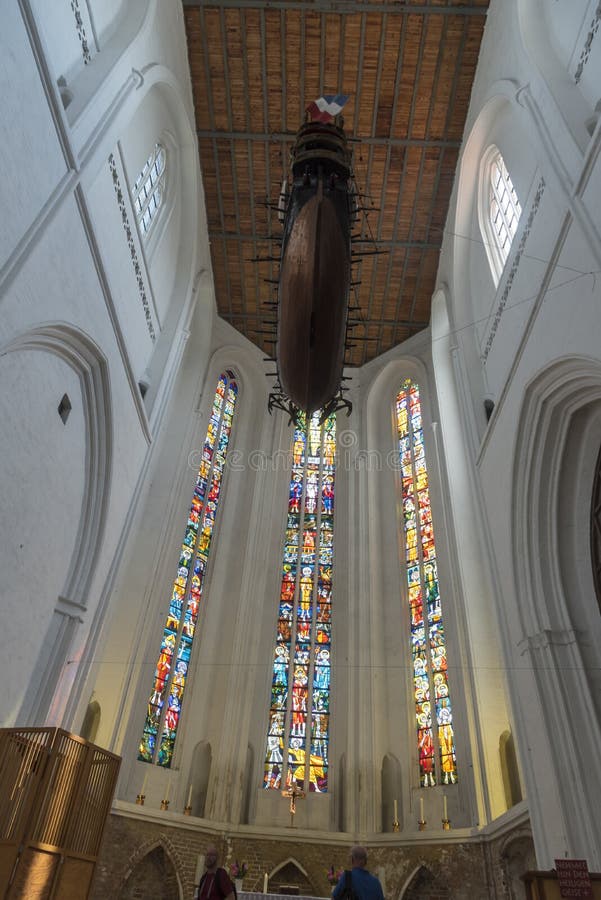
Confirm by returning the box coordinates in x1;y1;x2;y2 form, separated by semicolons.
555;860;593;899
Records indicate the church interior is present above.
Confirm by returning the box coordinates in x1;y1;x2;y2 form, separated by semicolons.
1;0;601;897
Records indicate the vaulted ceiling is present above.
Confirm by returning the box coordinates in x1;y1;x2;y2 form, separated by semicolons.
183;0;489;367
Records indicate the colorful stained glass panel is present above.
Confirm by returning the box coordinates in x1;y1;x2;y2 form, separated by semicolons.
138;371;238;767
396;379;457;787
262;413;336;793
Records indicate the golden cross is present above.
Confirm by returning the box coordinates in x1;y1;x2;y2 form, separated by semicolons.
281;773;305;827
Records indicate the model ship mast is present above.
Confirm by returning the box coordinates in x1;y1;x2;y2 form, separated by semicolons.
268;95;356;423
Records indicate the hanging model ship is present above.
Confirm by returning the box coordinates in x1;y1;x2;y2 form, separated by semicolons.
267;95;357;423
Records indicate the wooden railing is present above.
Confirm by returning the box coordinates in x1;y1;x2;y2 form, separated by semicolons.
0;728;120;900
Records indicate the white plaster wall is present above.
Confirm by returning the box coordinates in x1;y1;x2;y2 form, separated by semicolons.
0;1;204;735
89;0;127;48
544;0;594;72
29;0;94;86
0;349;85;723
355;333;506;830
0;189;152;725
86;156;157;378
105;308;507;836
541;0;601;112
433;0;601;869
516;0;593;155
71;0;600;862
0;3;68;272
85;317;283;814
93;259;516;838
119;86;185;326
6;0;600;867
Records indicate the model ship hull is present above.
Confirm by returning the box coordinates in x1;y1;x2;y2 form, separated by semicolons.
277;120;353;415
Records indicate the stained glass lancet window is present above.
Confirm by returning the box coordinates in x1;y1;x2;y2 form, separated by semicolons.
139;371;238;767
395;379;457;786
263;411;336;793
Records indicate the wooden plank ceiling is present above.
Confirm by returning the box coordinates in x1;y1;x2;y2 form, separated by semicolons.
183;0;489;367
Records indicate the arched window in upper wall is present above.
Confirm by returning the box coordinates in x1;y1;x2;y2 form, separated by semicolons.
132;143;166;236
591;442;601;614
139;370;238;767
395;379;457;787
263;411;336;794
479;146;522;286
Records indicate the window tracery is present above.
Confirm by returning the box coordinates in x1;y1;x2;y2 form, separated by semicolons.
395;379;457;786
263;412;336;793
132;143;166;236
139;370;238;767
480;146;522;285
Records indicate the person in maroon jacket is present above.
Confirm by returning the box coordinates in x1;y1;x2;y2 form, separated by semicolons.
196;846;236;900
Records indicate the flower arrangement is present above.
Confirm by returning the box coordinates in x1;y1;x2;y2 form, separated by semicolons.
230;861;248;881
326;866;344;886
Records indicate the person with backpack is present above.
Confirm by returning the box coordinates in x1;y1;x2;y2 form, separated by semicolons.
332;846;384;900
195;846;236;900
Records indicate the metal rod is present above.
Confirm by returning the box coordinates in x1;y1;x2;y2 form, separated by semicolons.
195;129;462;149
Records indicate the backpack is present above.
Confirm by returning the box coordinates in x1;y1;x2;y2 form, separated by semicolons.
196;868;238;900
338;870;359;900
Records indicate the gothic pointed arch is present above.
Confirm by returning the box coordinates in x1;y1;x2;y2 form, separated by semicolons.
241;743;254;824
500;831;536;900
478;144;523;287
394;377;458;788
511;355;601;867
81;699;101;744
139;370;239;766
450;87;540;401
268;858;314;896
2;325;112;609
590;441;601;614
119;836;185;900
0;325;112;726
499;730;522;809
338;753;347;832
131;141;167;238
381;754;402;832
400;865;449;900
262;411;336;793
189;740;212;818
363;354;465;829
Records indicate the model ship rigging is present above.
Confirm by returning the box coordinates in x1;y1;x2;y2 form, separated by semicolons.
260;95;378;425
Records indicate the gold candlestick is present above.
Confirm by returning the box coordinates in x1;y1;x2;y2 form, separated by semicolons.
184;805;192;816
442;818;451;830
418;819;426;831
136;793;145;806
160;799;170;810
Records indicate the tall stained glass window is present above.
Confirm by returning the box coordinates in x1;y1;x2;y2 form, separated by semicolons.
263;411;336;793
139;371;238;767
396;379;457;786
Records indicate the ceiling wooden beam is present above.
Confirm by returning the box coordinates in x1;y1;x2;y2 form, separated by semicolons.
217;233;441;248
183;0;487;16
183;0;488;366
196;129;462;148
228;312;429;328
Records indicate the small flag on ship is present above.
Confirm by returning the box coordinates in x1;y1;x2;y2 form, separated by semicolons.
306;94;349;123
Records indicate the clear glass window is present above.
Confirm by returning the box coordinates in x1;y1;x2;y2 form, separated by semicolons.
132;144;166;237
488;151;522;270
